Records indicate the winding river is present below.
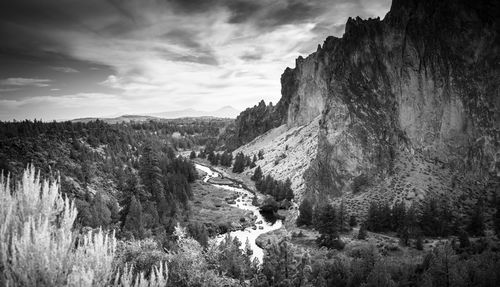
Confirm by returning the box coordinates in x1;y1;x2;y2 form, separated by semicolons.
195;164;282;264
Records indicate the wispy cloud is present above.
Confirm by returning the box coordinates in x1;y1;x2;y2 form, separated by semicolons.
0;78;51;87
51;66;79;73
0;0;391;120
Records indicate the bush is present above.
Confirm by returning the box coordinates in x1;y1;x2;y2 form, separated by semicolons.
0;166;116;286
358;224;368;240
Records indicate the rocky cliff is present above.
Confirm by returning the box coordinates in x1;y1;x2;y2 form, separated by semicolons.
272;0;500;216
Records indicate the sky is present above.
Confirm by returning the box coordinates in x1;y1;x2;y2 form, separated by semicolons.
0;0;391;121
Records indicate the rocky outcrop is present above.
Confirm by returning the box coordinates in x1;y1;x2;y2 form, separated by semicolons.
276;0;499;212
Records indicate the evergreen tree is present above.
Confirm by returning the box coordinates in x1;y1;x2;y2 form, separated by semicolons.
419;198;442;237
296;198;313;226
258;150;264;160
89;192;111;228
284;178;294;201
251;166;263;181
416;236;424;250
232;152;245;173
338;200;348;232
391;201;406;231
123;195;144;239
495;197;500;236
358;223;368;240
139;144;164;203
349;215;357;227
459;229;471;249
316;204;343;249
189;150;196;159
467;198;485;236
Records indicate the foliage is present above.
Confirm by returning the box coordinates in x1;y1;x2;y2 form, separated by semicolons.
0;166;116;286
255;174;293;202
358;224;368;240
296;198;313;226
251;166;263;182
495;197;500;236
466;198;485;236
224;100;283;150
232;152;246;173
315;204;344;250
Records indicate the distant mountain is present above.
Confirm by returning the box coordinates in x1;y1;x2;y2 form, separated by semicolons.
71;106;240;123
149;106;240;119
71;115;160;124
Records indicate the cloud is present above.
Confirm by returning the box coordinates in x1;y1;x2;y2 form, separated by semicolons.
0;0;392;120
0;78;51;87
51;66;79;73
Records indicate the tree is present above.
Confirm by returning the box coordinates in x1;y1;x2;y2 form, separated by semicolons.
296;198;313;226
495;197;500;236
416;236;424;250
349;215;357;227
232;152;245;173
89;192;111;228
258;149;264;160
139;144;164;203
316;204;343;249
458;229;470;249
358;223;368;240
123;195;145;239
251;166;263;181
284;178;294;201
338;200;348;232
189;150;196;159
467;198;485;236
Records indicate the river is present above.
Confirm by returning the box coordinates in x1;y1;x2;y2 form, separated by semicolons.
194;163;282;264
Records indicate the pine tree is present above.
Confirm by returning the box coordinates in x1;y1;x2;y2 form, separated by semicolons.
338;200;348;232
349;215;357;227
358;223;368;240
189;150;196;159
284;178;294;200
316;204;343;249
123;195;145;239
296;198;313;226
139;144;164;203
467;198;485;236
459;229;470;249
89;192;111;228
495;197;500;236
251;166;263;181
416;236;424;250
258;150;264;160
420;198;441;237
232;152;245;173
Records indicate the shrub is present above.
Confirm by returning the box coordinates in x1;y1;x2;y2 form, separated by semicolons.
0;166;116;286
0;165;167;287
358;224;368;240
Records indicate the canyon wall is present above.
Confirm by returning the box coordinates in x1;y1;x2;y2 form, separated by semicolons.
276;0;499;208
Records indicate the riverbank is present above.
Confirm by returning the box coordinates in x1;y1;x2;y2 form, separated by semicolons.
189;177;256;237
193;162;283;263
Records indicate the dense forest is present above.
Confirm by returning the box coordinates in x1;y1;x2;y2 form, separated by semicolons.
0;119;227;244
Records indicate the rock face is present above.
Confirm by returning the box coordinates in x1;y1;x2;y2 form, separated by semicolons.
272;0;500;214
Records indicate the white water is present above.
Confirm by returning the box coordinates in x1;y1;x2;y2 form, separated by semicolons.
194;164;282;264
